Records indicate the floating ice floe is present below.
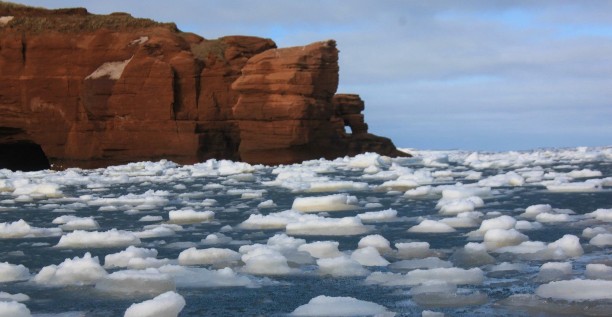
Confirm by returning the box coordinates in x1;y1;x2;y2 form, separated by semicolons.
317;256;369;277
240;246;294;275
585;263;612;280
292;194;358;212
124;291;185;317
291;295;395;317
158;265;255;288
408;219;456;233
0;262;30;282
178;247;241;266
168;209;214;223
33;253;107;286
56;229;141;248
366;267;484;286
536;279;612;301
286;216;369;236
104;246;158;269
0;301;31;317
395;242;433;259
0;219;62;239
297;241;342;259
357;234;391;252
357;208;398;222
0;292;29;302
95;268;175;295
590;233;612;246
536;262;572;282
350;246;389;267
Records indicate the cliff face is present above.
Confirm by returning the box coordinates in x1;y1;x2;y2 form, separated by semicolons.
0;2;406;169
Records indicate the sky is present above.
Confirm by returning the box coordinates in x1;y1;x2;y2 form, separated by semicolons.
11;0;612;151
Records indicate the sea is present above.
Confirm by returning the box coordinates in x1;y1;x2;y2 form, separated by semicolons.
0;147;610;316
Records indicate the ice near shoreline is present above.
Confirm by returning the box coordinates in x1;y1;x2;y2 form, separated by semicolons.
0;146;610;316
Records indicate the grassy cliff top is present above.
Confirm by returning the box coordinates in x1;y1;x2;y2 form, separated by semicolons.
0;1;178;33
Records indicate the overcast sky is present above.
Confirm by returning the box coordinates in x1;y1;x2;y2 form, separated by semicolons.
12;1;612;150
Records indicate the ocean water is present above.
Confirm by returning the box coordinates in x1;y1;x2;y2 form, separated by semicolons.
0;147;611;316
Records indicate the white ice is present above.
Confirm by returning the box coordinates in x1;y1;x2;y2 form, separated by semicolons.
124;291;185;317
32;253;107;286
56;229;141;248
291;295;395;317
292;194;358;212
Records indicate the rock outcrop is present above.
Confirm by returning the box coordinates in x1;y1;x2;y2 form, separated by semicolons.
0;2;407;170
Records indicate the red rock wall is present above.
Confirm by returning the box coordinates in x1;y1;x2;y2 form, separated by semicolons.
0;4;406;169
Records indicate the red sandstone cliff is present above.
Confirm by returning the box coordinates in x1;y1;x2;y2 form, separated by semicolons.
0;2;407;170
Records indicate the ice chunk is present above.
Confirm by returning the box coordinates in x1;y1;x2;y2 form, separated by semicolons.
0;301;31;317
317;256;369;277
422;310;445;317
585;208;612;222
546;181;602;192
358;234;391;252
257;200;277;209
56;229;141;248
582;226;608;239
514;220;542;230
350;247;389;267
158;265;254;288
521;204;553;219
139;215;163;222
450;242;495;267
484;229;528;250
297;241;342;259
178;247;241;266
478;171;524;187
536;262;572;282
0;262;30;282
168;209;214;223
408;219;456;233
438;197;483;215
0;219;62;238
286;216;369;236
404;185;433;197
395;242;432;259
292;194;358;212
105;246;158;269
291;295;395;317
357;209;398;222
124;291;185;317
241;247;293;275
95;268;175;295
536;279;612;301
201;233;232;245
585;264;612;280
240;210;320;230
0;292;29;302
12;182;62;198
477;215;516;232
590;233;612;246
567;169;602;178
57;217;100;231
535;213;571;223
548;234;584;257
32;253;107;286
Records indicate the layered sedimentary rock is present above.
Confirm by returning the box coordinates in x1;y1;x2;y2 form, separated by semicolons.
0;2;406;169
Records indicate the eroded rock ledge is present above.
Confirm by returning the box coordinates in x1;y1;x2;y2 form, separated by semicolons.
0;2;407;169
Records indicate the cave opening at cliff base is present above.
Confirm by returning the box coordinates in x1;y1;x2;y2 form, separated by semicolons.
0;141;51;171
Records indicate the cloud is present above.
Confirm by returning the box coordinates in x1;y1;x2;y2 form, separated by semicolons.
11;0;612;150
